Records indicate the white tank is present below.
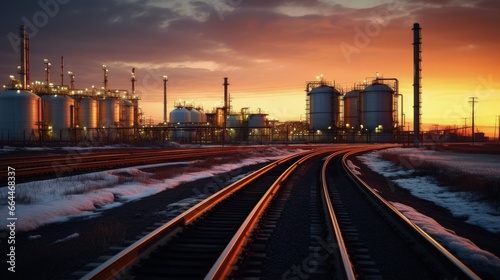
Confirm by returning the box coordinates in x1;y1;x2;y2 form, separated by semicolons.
77;97;98;128
99;98;120;127
360;83;394;132
169;107;191;123
42;94;75;140
308;85;341;130
0;90;40;141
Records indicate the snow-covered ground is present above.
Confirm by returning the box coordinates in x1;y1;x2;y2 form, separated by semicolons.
355;147;500;275
357;147;500;233
0;147;303;231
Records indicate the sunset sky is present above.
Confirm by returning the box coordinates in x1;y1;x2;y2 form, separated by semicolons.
1;0;499;137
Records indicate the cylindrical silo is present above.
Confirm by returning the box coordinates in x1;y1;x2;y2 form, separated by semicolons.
42;94;74;140
227;115;239;128
0;89;40;141
360;83;394;132
248;114;267;127
343;90;360;129
308;85;341;130
98;98;120;127
121;100;135;127
77;96;98;128
200;111;207;123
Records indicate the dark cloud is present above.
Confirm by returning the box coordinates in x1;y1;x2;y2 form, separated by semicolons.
1;0;499;111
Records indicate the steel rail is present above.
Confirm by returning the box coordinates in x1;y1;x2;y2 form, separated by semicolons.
321;150;357;280
205;150;323;279
0;147;256;169
341;147;480;280
3;147;260;179
81;150;311;280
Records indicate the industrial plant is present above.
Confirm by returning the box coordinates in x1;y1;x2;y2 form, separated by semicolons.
0;23;452;146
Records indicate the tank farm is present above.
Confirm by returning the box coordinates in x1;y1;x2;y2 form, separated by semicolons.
0;25;416;146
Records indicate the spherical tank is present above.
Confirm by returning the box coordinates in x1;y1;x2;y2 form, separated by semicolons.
169;107;191;123
77;97;98;128
0;90;40;141
42;95;75;139
121;100;135;127
360;83;394;132
343;90;360;128
309;85;341;130
188;108;202;123
248;114;267;127
99;98;120;127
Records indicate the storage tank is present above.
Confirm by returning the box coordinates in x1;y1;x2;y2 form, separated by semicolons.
77;96;98;128
42;94;75;140
169;107;191;123
248;114;267;127
200;111;207;123
308;85;341;130
188;107;202;123
227;115;239;128
99;98;120;127
196;107;207;123
343;90;360;129
0;89;40;141
360;83;394;132
121;100;135;127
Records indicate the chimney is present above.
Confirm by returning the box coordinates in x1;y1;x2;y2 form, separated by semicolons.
19;25;27;89
413;23;422;147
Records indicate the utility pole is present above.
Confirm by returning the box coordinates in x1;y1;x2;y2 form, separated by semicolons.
462;118;467;139
469;97;478;145
495;116;498;142
497;115;500;143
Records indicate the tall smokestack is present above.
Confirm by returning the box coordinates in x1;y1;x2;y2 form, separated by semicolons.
19;25;27;89
26;31;30;87
163;75;168;123
223;77;229;145
131;68;136;96
413;23;422;147
60;56;64;86
223;77;229;123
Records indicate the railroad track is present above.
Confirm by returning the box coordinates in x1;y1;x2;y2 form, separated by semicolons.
0;146;271;182
77;148;324;279
74;144;479;279
321;147;479;279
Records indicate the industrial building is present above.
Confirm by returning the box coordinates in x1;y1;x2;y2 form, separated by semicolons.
0;23;434;145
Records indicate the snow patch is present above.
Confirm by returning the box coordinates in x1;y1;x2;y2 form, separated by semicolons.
391;202;500;276
346;160;361;175
0;147;303;231
358;150;500;233
52;233;80;244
